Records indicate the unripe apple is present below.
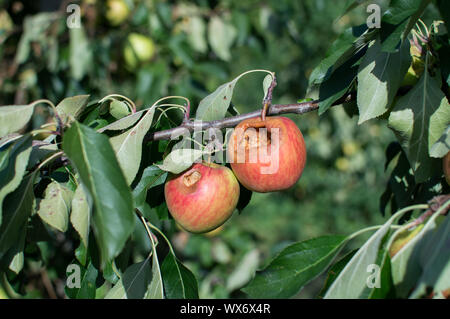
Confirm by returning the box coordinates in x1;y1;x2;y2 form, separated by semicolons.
123;33;156;70
105;0;130;26
227;116;307;192
443;152;450;185
164;162;240;233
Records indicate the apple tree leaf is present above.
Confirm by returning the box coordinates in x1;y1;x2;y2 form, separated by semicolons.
156;148;204;174
63;122;134;268
242;235;347;298
160;251;199;299
0;104;35;138
357;38;411;124
37;181;73;232
110;106;156;185
0;172;36;259
70;185;91;247
388;71;450;182
56;95;90;124
0;135;32;226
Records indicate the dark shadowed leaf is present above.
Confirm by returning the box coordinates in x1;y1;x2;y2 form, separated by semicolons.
388;71;450;182
161;252;199;299
123;258;152;299
0;172;36;258
0;135;32;226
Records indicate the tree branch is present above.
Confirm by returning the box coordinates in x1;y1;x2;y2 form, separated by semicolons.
146;92;356;141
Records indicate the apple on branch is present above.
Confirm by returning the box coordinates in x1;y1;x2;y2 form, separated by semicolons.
164;162;240;233
227;116;307;193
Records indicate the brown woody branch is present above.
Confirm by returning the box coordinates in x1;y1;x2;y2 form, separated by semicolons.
145;92;356;142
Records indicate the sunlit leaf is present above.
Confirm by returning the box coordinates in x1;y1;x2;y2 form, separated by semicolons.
388;72;450;182
357;38;411;124
156;148;204;174
70;185;91;247
37;181;73;232
110;106;156;184
0;104;35;138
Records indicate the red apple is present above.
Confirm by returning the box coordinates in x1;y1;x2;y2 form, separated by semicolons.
164;162;240;233
227;116;306;192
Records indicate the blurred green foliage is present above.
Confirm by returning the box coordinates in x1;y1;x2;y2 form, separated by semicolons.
0;0;444;299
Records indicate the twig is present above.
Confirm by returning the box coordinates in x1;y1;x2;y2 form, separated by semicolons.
145;92;355;142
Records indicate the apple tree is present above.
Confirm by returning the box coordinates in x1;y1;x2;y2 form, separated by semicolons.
0;0;449;299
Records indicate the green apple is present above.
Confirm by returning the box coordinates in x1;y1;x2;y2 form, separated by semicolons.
123;33;156;70
106;0;130;26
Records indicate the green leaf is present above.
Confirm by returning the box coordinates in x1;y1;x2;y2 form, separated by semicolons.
195;77;239;122
357;38;411;124
109;100;131;120
65;262;98;299
207;16;236;61
0;135;32;226
0;104;35;138
368;251;395;299
318;54;360;115
318;249;358;298
104;280;126;299
309;25;371;85
390;210;442;297
156;148;204;174
145;228;164;299
430;126;450;158
380;0;431;52
0;172;36;258
56;95;90;124
110;106;156;185
132;166;167;211
122;259;153;299
388;72;450;182
324;225;393;298
8;230;26;274
226;249;259;292
70;185;91;247
185;16;207;54
410;213;450;298
14;13;59;64
63;122;134;267
37;181;73;232
69;26;92;80
161;252;199;299
242;235;347;298
97;110;146;133
262;74;273;99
